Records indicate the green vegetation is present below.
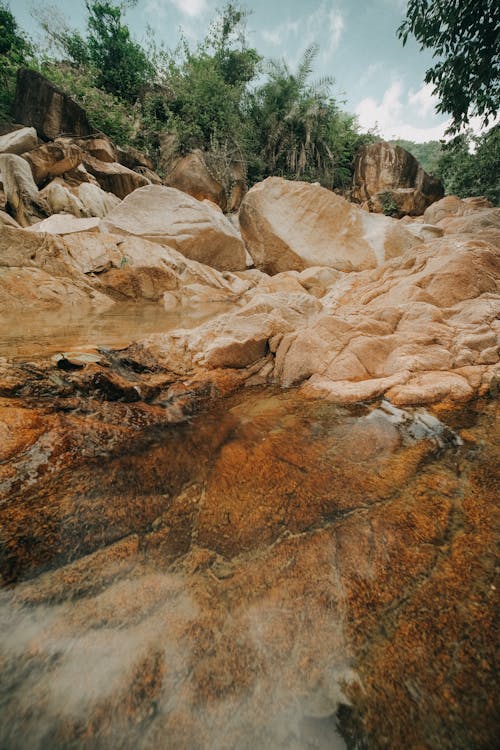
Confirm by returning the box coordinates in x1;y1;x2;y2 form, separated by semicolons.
389;139;443;177
399;0;500;133
0;1;33;122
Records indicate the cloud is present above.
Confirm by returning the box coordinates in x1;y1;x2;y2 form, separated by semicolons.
146;0;209;18
355;80;450;142
260;3;344;64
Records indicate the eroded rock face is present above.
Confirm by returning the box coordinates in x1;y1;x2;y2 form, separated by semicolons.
82;155;150;200
24;142;84;185
352;141;444;216
0;153;49;226
102;185;247;271
14;68;92;140
239;177;419;274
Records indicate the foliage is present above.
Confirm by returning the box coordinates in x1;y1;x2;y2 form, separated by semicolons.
389;139;444;176
436;126;500;204
378;191;400;217
38;1;154;103
0;1;33;122
246;45;367;188
398;0;500;133
41;62;137;144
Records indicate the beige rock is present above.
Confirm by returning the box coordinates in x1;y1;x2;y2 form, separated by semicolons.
423;195;494;225
82;155;150;199
437;208;500;241
116;145;154;171
352;141;444;216
0;210;21;228
165;150;227;209
239;177;419;274
26;215;101;234
0;153;49;226
102;185;247;272
40;180;87;218
24;142;84;185
75;182;120;218
0;126;38;156
72;136;117;163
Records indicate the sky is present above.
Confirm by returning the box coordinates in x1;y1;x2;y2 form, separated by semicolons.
9;0;483;143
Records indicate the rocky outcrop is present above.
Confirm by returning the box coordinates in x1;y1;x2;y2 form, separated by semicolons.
116;144;154;171
164;149;247;212
423;194;494;224
352;141;444;216
24;142;84;185
0;153;49;226
239;177;419;274
81;155;150;200
0;126;38;155
102;185;247;271
14;68;92;140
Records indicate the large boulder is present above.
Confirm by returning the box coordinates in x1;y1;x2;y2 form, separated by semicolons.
423;194;493;225
352;141;444;216
82;155;150;199
164;149;247;212
37;178;120;219
239;177;419;275
14;68;92;140
102;185;247;271
0;153;49;226
23;142;84;185
0;126;38;156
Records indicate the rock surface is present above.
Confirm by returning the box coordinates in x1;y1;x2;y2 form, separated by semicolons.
14;68;92;140
24;141;84;185
239;177;419;274
0;153;49;226
102;185;247;271
165;149;247;212
352;141;444;216
82;155;150;199
0;126;38;156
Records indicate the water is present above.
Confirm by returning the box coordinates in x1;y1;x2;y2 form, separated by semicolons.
0;386;497;749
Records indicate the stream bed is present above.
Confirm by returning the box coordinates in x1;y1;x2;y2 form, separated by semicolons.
0;385;498;749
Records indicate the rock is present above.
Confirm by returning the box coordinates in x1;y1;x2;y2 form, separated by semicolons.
0;210;21;228
75;182;120;218
0;126;38;156
239;177;419;275
72;136;117;163
39;180;88;218
26;215;101;234
24;142;84;185
0;153;49;226
14;68;91;140
165;149;247;212
82;155;150;199
102;185;247;272
135;166;162;185
437;207;500;242
423;195;493;225
352;141;444;216
116;145;154;171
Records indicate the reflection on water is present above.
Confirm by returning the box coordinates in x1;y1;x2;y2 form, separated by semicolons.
0;387;496;750
0;302;229;360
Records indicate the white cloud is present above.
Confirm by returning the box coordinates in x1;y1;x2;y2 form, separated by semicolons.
146;0;208;18
355;80;451;142
261;19;300;46
260;3;344;64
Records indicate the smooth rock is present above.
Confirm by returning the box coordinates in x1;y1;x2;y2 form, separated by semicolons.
0;153;49;226
26;215;102;234
82;155;150;200
102;185;247;272
239;177;418;274
23;142;84;185
0;126;38;156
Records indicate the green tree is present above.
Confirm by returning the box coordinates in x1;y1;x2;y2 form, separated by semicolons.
437;126;500;204
0;1;33;121
398;0;500;133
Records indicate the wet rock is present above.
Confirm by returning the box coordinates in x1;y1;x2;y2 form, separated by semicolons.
239;177;419;274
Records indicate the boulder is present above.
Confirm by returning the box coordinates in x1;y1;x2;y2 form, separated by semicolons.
14;68;91;140
116;145;154;171
0;126;38;156
423;194;494;225
0;210;21;228
102;185;247;272
75;182;120;218
165;149;247;212
82;155;150;199
40;180;87;217
0;153;49;226
239;177;419;275
26;215;102;234
23;141;84;185
72;136;117;163
437;208;500;246
352;141;444;216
